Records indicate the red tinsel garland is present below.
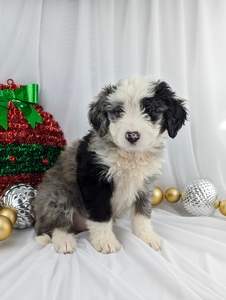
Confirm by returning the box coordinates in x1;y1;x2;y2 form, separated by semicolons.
0;102;66;147
0;174;44;190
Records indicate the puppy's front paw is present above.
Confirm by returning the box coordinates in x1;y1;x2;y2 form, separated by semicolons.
137;231;161;251
87;219;121;254
91;234;121;254
52;229;77;254
132;214;161;251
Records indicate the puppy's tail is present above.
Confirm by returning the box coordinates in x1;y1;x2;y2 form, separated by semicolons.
36;233;52;246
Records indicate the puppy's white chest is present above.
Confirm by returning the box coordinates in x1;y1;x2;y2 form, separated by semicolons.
111;167;143;215
107;151;160;217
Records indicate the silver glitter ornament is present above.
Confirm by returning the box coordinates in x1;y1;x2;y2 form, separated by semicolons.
0;184;37;228
181;179;218;216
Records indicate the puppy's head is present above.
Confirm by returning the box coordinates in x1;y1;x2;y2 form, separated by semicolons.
89;74;187;150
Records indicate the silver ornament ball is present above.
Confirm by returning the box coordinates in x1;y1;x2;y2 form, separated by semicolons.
1;184;37;228
181;178;218;216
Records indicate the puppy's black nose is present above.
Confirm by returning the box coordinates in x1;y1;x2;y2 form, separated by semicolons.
125;131;140;144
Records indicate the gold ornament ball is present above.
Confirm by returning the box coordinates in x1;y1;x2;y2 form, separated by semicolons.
0;207;17;225
0;215;13;241
152;187;164;206
165;188;181;203
213;199;220;209
219;200;226;216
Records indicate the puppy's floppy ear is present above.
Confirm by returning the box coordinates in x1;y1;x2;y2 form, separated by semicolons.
153;81;188;138
88;85;117;137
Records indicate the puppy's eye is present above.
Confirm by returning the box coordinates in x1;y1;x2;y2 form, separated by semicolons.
145;108;152;115
114;108;124;115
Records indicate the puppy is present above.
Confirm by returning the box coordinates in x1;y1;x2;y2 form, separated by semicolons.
31;74;187;254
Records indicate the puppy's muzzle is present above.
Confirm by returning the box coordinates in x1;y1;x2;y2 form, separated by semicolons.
125;131;140;144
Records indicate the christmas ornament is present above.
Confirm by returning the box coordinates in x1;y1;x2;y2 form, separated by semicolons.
152;178;226;217
152;187;181;206
1;184;36;228
0;184;37;241
0;207;17;224
152;187;164;206
0;79;66;194
181;179;218;216
0;215;14;241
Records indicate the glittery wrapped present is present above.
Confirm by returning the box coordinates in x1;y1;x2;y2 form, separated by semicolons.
0;79;66;194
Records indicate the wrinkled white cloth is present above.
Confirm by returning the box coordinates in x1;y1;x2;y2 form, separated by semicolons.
1;204;226;300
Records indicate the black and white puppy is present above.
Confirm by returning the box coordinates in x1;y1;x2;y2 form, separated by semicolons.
31;74;187;254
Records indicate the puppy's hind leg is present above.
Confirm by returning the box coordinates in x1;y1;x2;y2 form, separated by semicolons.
36;233;52;246
36;227;77;254
36;228;77;254
32;188;77;254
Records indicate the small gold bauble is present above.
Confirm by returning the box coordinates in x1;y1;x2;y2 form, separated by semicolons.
165;188;181;203
152;187;164;206
0;215;13;241
219;200;226;216
213;199;220;209
0;207;17;225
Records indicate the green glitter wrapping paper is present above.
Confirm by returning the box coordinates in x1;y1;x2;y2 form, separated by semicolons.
0;144;63;176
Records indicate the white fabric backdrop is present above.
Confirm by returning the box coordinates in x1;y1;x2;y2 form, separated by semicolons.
1;1;226;299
